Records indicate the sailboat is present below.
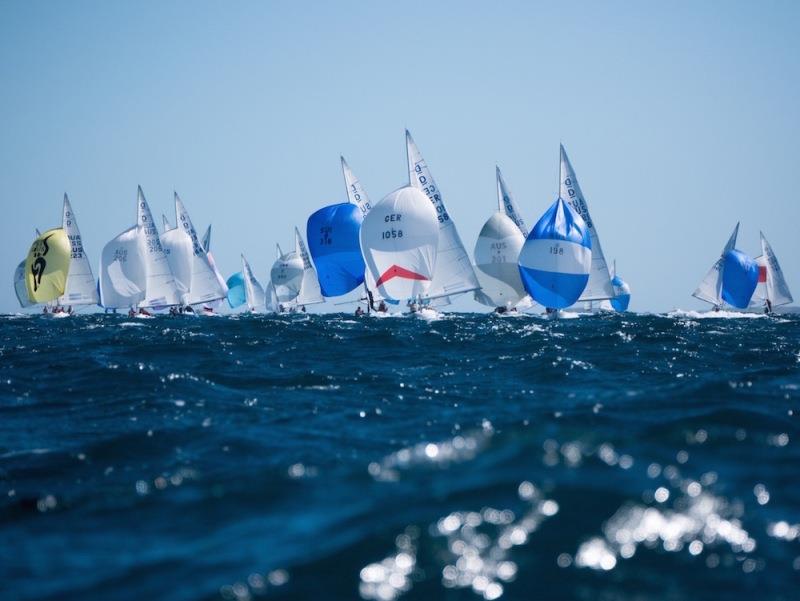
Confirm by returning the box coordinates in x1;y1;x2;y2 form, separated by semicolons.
692;223;759;310
270;243;305;308
227;255;266;313
58;194;99;308
559;145;616;305
518;197;592;315
287;227;324;310
750;232;793;313
100;187;180;314
406;130;480;307
360;186;439;308
473;167;531;313
608;261;631;312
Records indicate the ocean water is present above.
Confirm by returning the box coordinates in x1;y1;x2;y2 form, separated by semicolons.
2;311;799;601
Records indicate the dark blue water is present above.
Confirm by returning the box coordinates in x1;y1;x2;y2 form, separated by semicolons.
2;312;800;601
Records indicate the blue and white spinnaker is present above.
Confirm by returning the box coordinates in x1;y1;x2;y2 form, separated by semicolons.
518;197;592;309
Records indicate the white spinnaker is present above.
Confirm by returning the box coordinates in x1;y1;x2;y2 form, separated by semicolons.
693;223;739;305
137;187;180;308
289;227;324;306
496;167;528;237
241;255;266;312
99;226;147;308
341;156;373;215
406;130;480;299
360;185;439;302
175;193;227;304
161;227;194;299
59;194;99;305
761;232;793;307
559;145;615;301
473;212;527;308
14;260;34;308
271;244;305;304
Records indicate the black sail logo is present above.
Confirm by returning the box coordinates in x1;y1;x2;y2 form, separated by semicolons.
30;234;53;292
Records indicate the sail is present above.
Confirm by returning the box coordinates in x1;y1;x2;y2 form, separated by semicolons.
473;212;527;308
162;214;173;231
559;145;614;301
518;198;592;309
406;130;480;299
14;260;34;308
137;187;180;308
610;276;631;312
161;227;193;299
360;185;439;302
99;226;147;308
59;194;99;305
307;203;366;297
25;228;71;304
271;244;305;304
226;272;246;309
202;225;212;252
341;156;373;215
174;193;227;304
288;227;324;306
266;282;279;313
496;167;528;237
749;255;768;308
242;255;266;311
721;249;758;309
692;223;739;305
198;224;228;298
760;232;793;307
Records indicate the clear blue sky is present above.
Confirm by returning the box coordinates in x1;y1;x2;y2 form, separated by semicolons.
2;1;799;312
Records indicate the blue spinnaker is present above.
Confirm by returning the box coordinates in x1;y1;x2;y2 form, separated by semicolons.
226;272;246;309
518;198;591;309
307;203;366;297
721;249;758;309
610;275;631;312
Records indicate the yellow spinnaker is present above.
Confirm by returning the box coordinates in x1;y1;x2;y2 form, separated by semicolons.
25;228;72;303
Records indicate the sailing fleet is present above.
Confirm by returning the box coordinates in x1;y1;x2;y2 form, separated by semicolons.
14;131;793;317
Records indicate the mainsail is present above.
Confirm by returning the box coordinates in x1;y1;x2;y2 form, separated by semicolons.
242;254;266;312
692;223;739;306
496;166;528;237
25;228;72;304
59;194;99;305
341;156;373;215
760;232;793;307
518;198;592;309
200;224;229;300
559;145;614;301
360;185;439;302
161;226;194;299
99;226;146;309
406;130;479;300
289;227;324;306
137;187;180;308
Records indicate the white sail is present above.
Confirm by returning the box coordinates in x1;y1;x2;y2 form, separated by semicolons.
161;227;193;299
360;185;439;302
406;130;480;299
202;225;212;252
58;194;99;305
693;223;739;305
760;232;793;307
99;226;147;308
473;212;527;308
749;255;767;308
271;244;305;304
496;167;528;237
174;193;227;305
199;224;227;297
241;254;266;312
559;145;615;301
14;260;34;308
266;282;279;313
137;186;180;308
341;156;373;215
289;227;324;306
162;214;173;232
